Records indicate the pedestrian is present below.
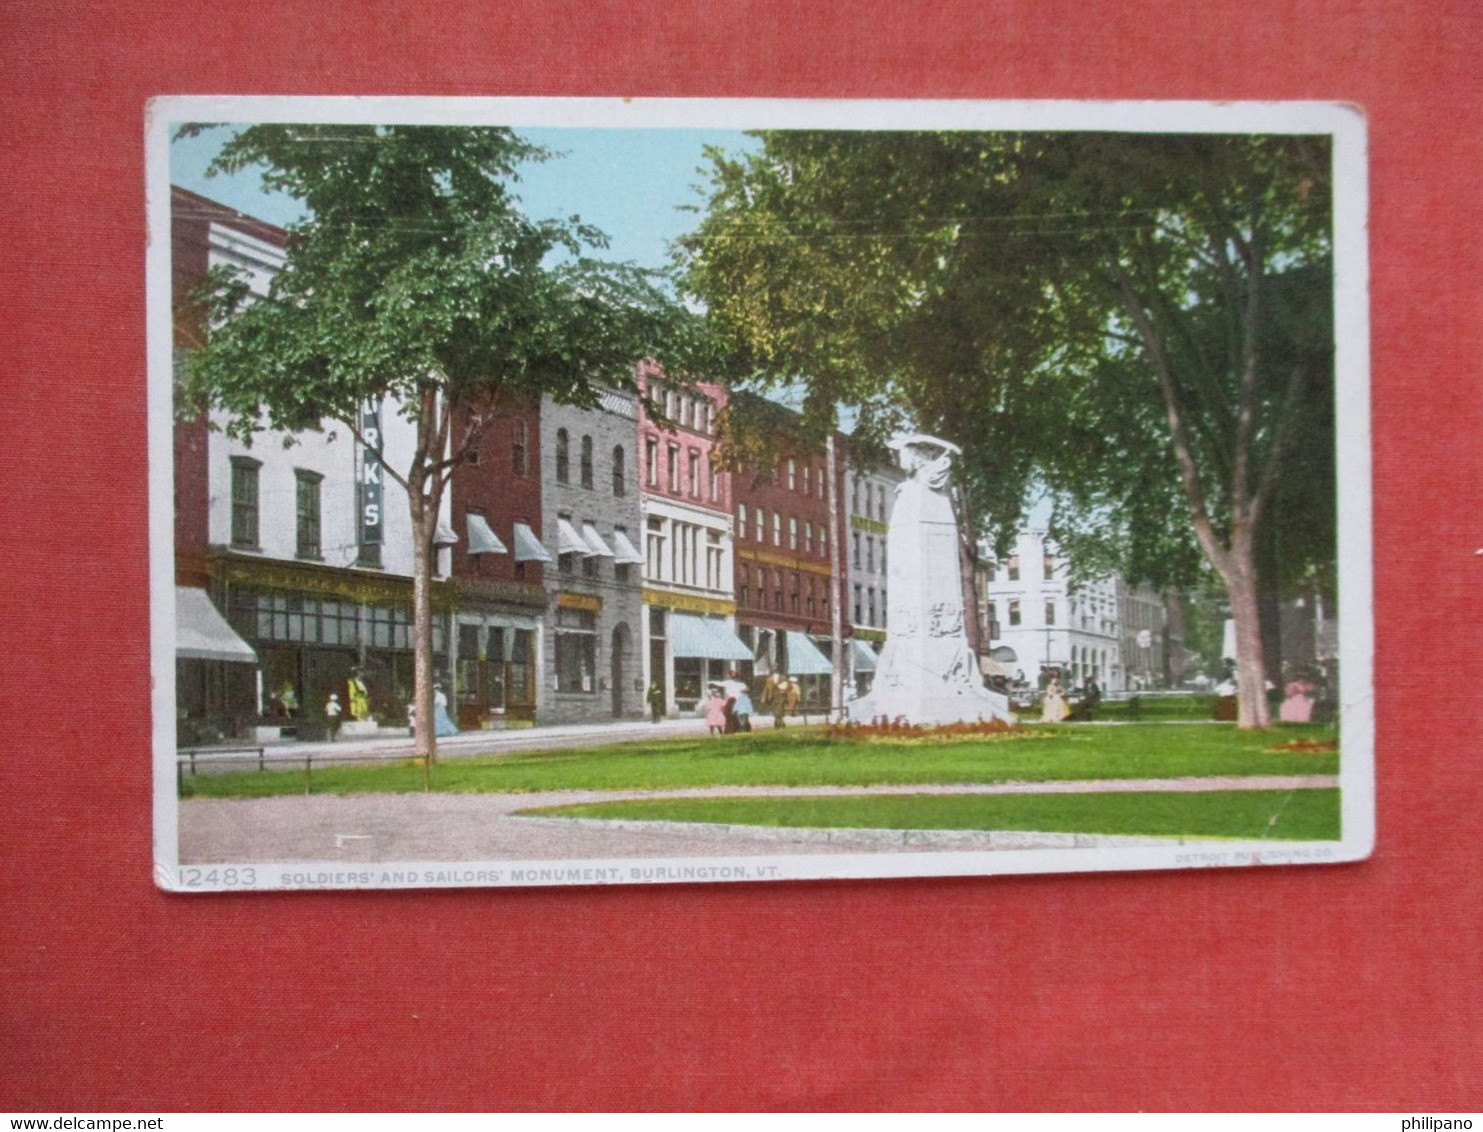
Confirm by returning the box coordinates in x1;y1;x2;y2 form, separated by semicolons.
765;672;787;729
432;682;459;737
324;692;343;741
646;681;666;723
1041;674;1071;723
734;684;754;732
704;685;728;737
784;676;802;722
347;668;370;721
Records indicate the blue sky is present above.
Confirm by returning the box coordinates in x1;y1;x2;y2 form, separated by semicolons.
170;125;758;273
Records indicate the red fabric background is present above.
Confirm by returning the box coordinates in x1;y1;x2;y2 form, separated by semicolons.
1;0;1479;1112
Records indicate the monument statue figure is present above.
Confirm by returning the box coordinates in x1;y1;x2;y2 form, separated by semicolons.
848;434;1016;726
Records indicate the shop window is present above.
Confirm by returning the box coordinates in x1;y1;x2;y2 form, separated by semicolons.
554;607;597;693
230;457;260;549
294;469;322;560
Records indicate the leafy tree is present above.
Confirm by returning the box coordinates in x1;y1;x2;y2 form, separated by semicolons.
182;124;691;761
679;130;1334;727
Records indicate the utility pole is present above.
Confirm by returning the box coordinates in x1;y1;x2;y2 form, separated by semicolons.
825;432;844;723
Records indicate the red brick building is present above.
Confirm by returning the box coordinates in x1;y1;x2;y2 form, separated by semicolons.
728;395;849;708
447;403;551;728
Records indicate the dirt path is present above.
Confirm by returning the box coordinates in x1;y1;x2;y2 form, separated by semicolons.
179;774;1336;863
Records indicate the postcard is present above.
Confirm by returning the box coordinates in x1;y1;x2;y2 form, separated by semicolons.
148;96;1372;891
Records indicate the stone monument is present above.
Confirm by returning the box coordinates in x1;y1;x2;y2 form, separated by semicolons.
847;435;1016;726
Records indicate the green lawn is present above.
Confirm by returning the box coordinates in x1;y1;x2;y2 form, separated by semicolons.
521;788;1341;841
179;721;1338;799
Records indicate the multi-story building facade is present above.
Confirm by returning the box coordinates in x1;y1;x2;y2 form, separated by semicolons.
539;390;648;723
981;526;1124;692
843;459;903;696
446;402;551;728
636;366;749;715
729;398;846;708
1116;580;1181;690
173;187;453;741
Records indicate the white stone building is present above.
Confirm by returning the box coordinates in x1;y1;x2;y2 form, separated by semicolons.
843;460;903;696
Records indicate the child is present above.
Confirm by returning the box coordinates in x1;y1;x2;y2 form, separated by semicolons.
325;692;343;741
703;686;728;737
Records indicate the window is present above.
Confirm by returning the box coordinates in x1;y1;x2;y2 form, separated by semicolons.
803;464;811;495
772;512;781;546
645;516;666;581
1043;553;1056;581
807;578;817;618
294;470;322;560
667;443;680;493
580;435;594;489
1046;600;1057;626
788;516;798;550
645;436;658;487
709;458;720;503
739;565;750;608
230;457;260;548
512;420;529;477
866;536;875;573
754;507;764;544
852;480;861;515
804;523;814;554
787;458;797;491
852;533;861;569
555;429;570;483
612;445;626;496
867;587;877;626
1007;555;1020;581
554;607;597;693
865;483;874;517
854;584;863;624
818;522;828;555
688;449;700;497
706;530;723;590
738;502;748;538
1009;599;1022;626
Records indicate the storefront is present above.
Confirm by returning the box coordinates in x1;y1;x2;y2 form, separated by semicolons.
641;589;747;716
174;586;259;744
450;578;546;729
213;553;451;737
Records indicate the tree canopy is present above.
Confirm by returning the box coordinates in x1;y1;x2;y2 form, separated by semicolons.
679;129;1336;725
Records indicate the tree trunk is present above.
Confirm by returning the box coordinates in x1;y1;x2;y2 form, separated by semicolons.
1222;534;1271;729
409;488;438;769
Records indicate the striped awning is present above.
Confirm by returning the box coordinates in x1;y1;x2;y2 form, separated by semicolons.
671;614;753;661
466;514;508;555
785;631;833;676
512;522;554;564
176;587;257;664
581;522;615;557
556;518;590;556
611;528;646;566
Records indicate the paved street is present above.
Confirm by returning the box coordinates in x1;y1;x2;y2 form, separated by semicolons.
178;774;1337;864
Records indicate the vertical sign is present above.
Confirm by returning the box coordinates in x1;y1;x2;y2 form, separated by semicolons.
359;402;383;561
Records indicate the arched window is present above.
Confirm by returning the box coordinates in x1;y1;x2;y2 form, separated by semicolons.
580;435;594;489
512;420;529;477
555;429;570;483
612;445;626;495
